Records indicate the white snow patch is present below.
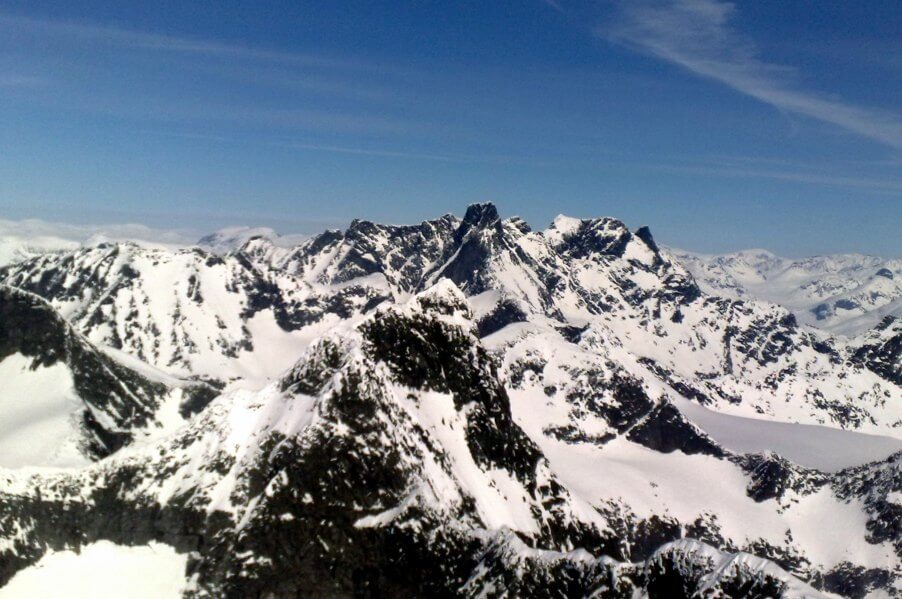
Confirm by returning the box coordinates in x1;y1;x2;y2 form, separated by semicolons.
0;354;89;468
543;215;583;246
0;541;188;598
673;396;902;472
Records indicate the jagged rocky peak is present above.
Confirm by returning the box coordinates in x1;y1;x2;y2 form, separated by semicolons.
451;202;539;249
543;212;663;264
634;225;660;254
463;201;500;224
277;212;463;290
245;203;673;299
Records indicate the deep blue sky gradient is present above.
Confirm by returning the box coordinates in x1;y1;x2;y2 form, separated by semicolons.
1;1;900;255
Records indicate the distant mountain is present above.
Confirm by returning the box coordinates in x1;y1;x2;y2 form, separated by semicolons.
0;204;899;597
0;218;197;267
0;235;79;268
672;248;901;336
196;226;308;255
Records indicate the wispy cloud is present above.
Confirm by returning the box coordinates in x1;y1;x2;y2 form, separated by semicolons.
278;141;465;162
0;12;425;133
0;74;49;88
0;217;199;248
141;129;531;164
601;0;902;149
647;160;902;196
541;0;566;14
0;12;361;70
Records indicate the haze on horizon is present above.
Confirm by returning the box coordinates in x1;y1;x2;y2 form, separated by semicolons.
1;0;900;257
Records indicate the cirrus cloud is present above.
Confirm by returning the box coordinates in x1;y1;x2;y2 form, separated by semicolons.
601;0;902;149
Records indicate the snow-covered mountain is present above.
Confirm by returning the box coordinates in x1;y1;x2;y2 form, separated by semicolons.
0;286;216;467
195;226;308;255
0;204;899;597
3;204;896;431
672;249;902;336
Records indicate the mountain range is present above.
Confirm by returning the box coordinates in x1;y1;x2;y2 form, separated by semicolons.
0;203;899;598
673;249;901;337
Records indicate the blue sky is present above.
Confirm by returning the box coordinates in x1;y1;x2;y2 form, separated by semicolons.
0;0;900;256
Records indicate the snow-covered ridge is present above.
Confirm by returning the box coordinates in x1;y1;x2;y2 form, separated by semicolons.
3;216;896;338
0;285;216;467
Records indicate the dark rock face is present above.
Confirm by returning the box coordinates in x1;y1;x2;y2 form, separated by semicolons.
177;380;223;418
565;373;656;434
851;316;901;385
0;285;170;458
835;299;860;311
360;292;544;483
738;453;828;503
626;402;725;458
812;302;832;321
824;562;894;599
731;311;798;367
431;218;502;295
543;423;615;445
556;323;588;344
832;451;902;556
459;202;501;232
558;218;634;260
476;299;528;338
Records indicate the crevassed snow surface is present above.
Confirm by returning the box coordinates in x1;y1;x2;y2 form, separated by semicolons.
673;396;902;472
0;541;188;598
0;354;88;468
